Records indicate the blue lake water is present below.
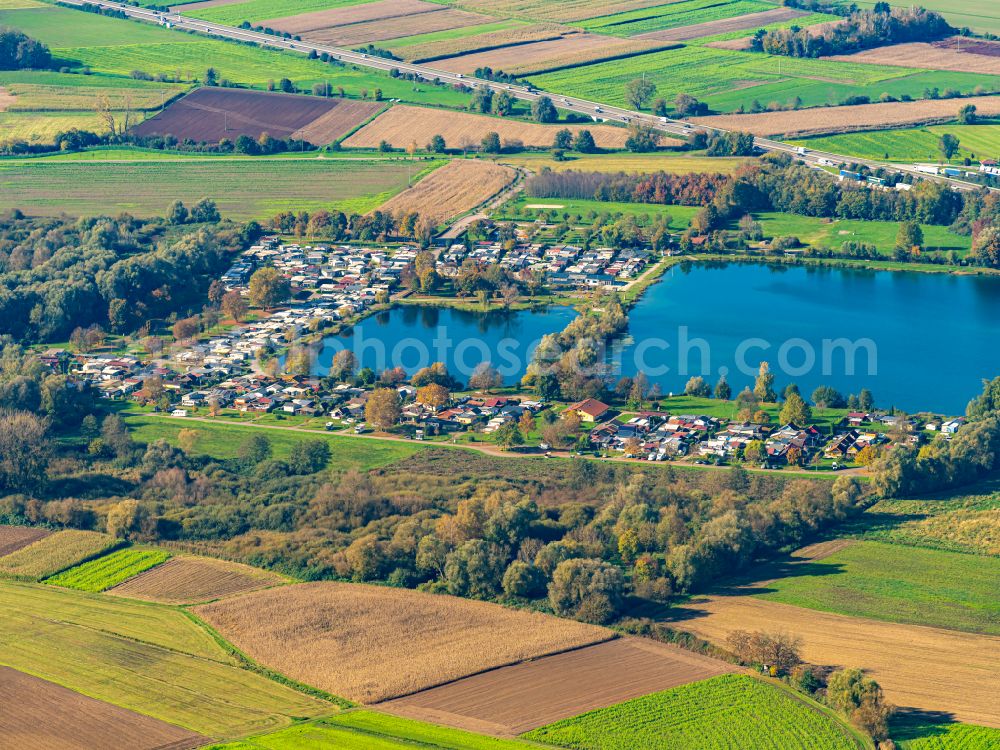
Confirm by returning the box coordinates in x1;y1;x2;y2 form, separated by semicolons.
318;264;1000;414
315;304;578;385
617;262;1000;414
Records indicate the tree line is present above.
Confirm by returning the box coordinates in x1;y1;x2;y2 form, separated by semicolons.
0;26;51;70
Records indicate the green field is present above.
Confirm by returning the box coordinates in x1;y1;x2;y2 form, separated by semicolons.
751;212;972;255
46;548;170;592
523;674;862;749
502;151;747;174
184;0;371;26
844;0;1000;36
527;45;1000;114
125;412;423;471
579;0;777;36
210;711;535;750
0;69;187;111
0;5;469;106
0;581;333;738
0;530;119;581
0;157;440;219
384;19;525;51
500;196;698;229
757;540;1000;635
892;715;1000;749
688;12;839;45
794;125;1000;165
856;482;1000;555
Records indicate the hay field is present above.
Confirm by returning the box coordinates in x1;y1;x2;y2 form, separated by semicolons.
446;0;669;23
108;555;286;604
291;101;383;143
0;530;118;580
0;526;49;557
827;39;1000;75
690;95;1000;137
383;637;736;736
344;105;637;150
0;667;205;750
379;159;516;224
194;581;612;704
671;596;1000;727
388;23;564;62
431;34;667;76
272;5;495;47
261;0;440;33
0;581;332;738
638;6;808;41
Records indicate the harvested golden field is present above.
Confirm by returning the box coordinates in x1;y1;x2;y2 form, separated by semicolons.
194;581;612;704
393;23;566;63
344;105;638;150
383;637;736;736
691;95;1000;137
827;38;1000;74
450;0;671;23
671;596;1000;727
107;555;286;604
0;530;118;580
0;666;205;750
638;6;809;41
379;159;516;224
262;0;441;33
0;87;14;112
289;100;384;144
0;526;49;557
432;33;668;75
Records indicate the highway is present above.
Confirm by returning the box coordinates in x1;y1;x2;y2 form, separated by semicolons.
61;0;993;193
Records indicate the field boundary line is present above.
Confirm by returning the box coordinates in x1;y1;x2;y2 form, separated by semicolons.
369;633;619;705
181;609;354;709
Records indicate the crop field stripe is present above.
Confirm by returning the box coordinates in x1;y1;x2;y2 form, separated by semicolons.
45;547;171;592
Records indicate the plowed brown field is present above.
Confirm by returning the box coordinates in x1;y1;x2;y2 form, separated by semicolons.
379;159;516;224
300;10;493;46
0;666;205;750
194;581;612;703
670;596;1000;727
0;526;49;557
290;100;383;144
382;637;737;736
107;555;285;604
343;105;652;151
691;95;1000;136
447;0;670;23
262;0;440;33
827;39;1000;74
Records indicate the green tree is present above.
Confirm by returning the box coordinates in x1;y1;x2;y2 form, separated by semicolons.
958;104;977;124
532;96;557;123
445;539;504;599
553;128;573;151
481;131;501;153
502;560;546;599
428;134;446;153
624;77;657;110
825;668;894;741
779;392;812;426
494;421;524;451
895;221;924;252
548;558;624;624
743;440;766;464
167;200;188;225
625;124;660;153
573;129;596;153
685;376;711;398
973;226;1000;268
938;132;960;161
714;375;731;400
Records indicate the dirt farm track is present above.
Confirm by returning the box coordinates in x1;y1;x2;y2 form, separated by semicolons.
671;596;1000;728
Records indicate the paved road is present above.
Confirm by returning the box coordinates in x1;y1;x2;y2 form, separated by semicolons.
61;0;994;194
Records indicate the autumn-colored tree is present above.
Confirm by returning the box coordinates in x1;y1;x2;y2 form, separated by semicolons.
177;428;199;453
248;267;290;310
330;349;359;382
365;388;401;431
754;361;777;402
416;383;450;409
779;392;811;426
221;290;248;322
854;444;879;466
469;362;502;393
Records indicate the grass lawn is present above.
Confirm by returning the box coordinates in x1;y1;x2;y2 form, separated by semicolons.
523;674;863;750
45;547;170;592
125;412;423;471
793;124;1000;165
756;540;1000;635
751;212;972;255
499;196;698;231
0;157;441;219
208;710;536;749
0;581;334;738
653;393;850;433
